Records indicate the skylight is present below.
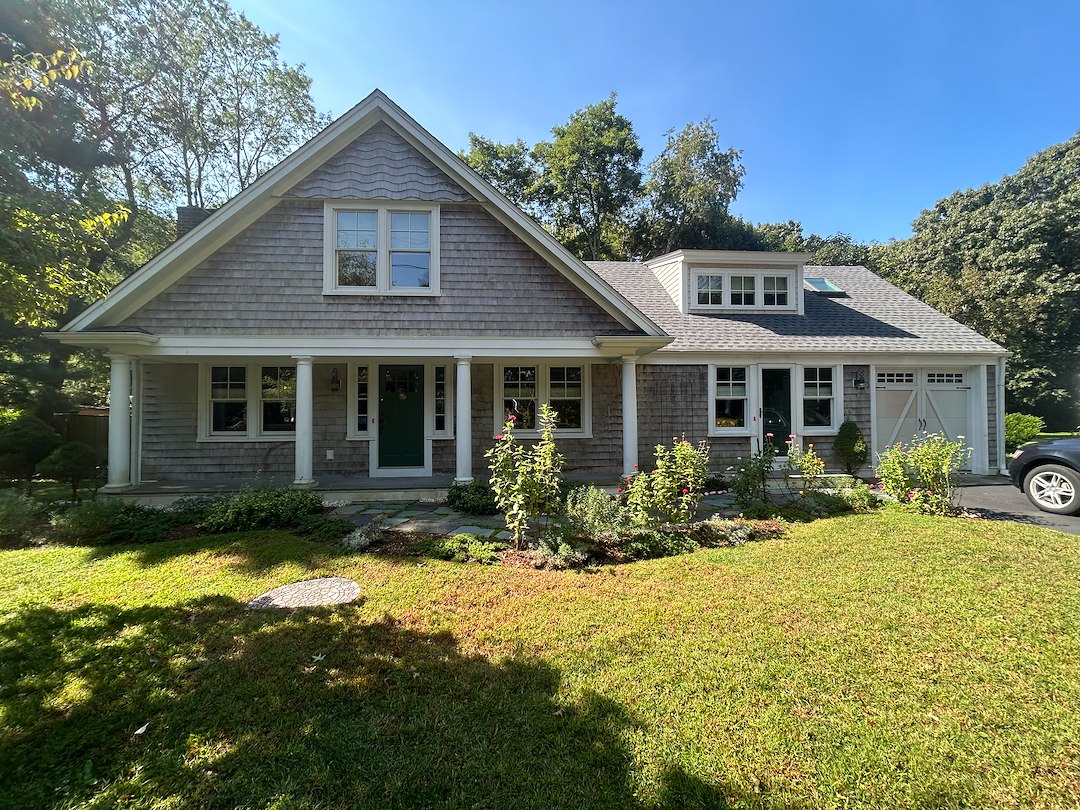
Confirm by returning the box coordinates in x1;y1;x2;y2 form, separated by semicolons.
803;277;846;296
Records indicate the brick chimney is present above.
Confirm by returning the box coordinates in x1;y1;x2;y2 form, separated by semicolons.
176;206;212;239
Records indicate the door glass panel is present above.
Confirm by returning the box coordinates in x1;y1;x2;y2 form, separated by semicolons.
760;368;792;451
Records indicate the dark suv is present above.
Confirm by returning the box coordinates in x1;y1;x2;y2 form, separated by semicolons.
1008;438;1080;515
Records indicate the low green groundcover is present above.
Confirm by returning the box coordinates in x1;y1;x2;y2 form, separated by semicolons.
1;512;1078;808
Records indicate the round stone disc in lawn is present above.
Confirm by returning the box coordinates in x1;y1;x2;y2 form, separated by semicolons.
247;577;360;610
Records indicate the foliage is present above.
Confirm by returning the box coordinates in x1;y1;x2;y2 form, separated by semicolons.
875;433;971;516
459;134;540;217
836;481;882;513
622;437;711;527
293;513;354;544
51;500;179;544
622;529;699;561
834;420;870;475
340;518;383;552
0;489;37;542
485;404;564;549
529;535;592;570
446;479;500;515
782;440;826;492
702;473;728;492
532;93;643;260
35;439;99;501
561;485;626;541
198;486;323;533
869;130;1080;418
0;413;61;482
755;220;872;266
414;533;506;565
1004;412;1046;452
728;439;779;508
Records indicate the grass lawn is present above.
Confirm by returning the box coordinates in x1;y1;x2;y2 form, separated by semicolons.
1037;432;1080;442
2;512;1079;809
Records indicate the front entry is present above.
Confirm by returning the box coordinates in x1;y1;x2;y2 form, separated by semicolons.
760;367;793;453
378;365;424;468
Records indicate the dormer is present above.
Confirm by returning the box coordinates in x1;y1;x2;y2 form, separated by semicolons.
645;249;814;316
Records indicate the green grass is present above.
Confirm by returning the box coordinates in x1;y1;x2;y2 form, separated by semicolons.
1037;431;1080;442
2;513;1079;808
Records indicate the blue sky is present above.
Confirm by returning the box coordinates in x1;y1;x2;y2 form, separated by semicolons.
234;0;1079;244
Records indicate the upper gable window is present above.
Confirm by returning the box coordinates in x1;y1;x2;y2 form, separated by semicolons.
324;203;440;295
689;268;797;312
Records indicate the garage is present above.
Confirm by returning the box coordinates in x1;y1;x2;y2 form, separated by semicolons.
875;368;973;466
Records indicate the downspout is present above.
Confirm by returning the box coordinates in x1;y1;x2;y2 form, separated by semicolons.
997;357;1008;475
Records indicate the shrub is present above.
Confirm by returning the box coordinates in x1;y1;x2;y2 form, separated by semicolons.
530;537;592;570
739;503;815;523
783;441;826;492
833;420;869;475
485;404;564;549
0;490;37;542
168;494;230;520
295;513;355;543
622;529;698;561
36;441;100;502
198;486;323;533
52;500;179;545
692;518;758;547
341;518;384;552
702;473;728;492
562;485;626;541
446;480;500;515
729;440;779;508
1004;412;1045;452
837;481;881;513
414;533;506;565
622;437;711;527
875;433;970;516
796;490;851;517
0;415;61;484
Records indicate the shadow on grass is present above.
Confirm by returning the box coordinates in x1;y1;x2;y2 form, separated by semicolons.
0;596;766;809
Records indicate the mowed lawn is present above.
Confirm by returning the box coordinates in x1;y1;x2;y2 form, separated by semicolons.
1;513;1078;809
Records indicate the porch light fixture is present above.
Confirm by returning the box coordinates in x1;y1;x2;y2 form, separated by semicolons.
330;367;341;392
851;369;868;390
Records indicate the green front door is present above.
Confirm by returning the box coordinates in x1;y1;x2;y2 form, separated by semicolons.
378;365;425;468
760;368;792;453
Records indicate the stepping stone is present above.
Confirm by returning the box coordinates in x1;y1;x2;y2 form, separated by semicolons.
450;525;497;537
247;577;361;610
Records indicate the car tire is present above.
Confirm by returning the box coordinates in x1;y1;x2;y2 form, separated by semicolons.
1023;464;1080;515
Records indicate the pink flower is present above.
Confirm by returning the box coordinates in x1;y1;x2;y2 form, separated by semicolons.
682;488;689;494
877;483;885;489
789;433;796;438
617;488;623;493
632;463;639;469
766;432;774;438
785;440;793;445
508;414;517;421
908;492;916;500
495;434;504;440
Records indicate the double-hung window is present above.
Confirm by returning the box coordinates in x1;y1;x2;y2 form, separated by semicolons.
690;269;797;311
711;366;749;433
802;366;840;432
202;363;296;440
324;203;439;295
496;364;590;436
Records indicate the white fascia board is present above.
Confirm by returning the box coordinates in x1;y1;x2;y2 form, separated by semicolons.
78;334;647;359
44;331;160;347
642;350;1009;365
368;95;666;338
592;336;673;356
646;249;815;267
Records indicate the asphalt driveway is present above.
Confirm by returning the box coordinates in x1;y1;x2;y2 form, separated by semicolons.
959;478;1080;536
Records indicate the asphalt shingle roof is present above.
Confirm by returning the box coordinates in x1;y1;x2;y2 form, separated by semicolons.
588;262;1006;356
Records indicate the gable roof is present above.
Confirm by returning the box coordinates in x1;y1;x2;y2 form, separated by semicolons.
589;262;1008;356
64;90;665;337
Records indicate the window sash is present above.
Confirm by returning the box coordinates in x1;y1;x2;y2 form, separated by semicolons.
713;366;748;430
326;204;438;294
497;364;588;435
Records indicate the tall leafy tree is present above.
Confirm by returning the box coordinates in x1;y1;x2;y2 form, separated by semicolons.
756;221;871;266
532;94;643;261
870;131;1080;419
637;118;744;256
460;134;540;217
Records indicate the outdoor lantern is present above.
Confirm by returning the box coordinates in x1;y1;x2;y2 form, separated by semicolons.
330;367;341;392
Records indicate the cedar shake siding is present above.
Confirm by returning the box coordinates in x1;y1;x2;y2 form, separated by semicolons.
286;120;473;202
120;201;633;337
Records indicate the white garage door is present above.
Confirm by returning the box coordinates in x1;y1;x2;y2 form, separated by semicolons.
876;369;970;461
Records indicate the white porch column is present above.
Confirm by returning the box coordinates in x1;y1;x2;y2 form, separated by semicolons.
293;356;315;485
454;355;473;483
621;356;638;477
104;354;132;490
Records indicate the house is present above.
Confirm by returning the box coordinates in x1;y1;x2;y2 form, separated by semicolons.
50;90;1008;494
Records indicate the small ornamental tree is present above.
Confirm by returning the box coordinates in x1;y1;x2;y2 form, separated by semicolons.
623;436;710;526
37;441;101;502
833;420;869;476
485;404;565;549
0;415;61;487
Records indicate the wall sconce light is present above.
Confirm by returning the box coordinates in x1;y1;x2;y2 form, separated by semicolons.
851;370;868;390
330;367;341;392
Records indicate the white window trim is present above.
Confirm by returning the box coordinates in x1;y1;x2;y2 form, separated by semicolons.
798;364;844;436
346;361;455;441
708;363;753;437
322;201;441;296
197;362;297;442
493;362;592;438
689;268;798;313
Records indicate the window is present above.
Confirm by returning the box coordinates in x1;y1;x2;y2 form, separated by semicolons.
927;372;965;385
763;276;788;306
209;366;247;434
495;364;590;436
356;366;370;433
201;364;296;440
877;371;915;385
802;367;833;428
324;203;440;295
696;274;723;306
712;366;748;431
690;269;797;310
346;363;454;441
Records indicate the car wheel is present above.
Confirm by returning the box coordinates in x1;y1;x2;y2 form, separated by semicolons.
1024;464;1080;515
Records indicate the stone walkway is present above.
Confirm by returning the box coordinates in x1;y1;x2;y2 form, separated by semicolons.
329;493;739;540
248;577;362;609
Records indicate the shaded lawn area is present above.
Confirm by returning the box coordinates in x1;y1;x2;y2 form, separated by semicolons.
1;513;1079;808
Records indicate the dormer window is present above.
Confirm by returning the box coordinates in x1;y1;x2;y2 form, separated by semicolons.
323;202;440;296
689;268;797;312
